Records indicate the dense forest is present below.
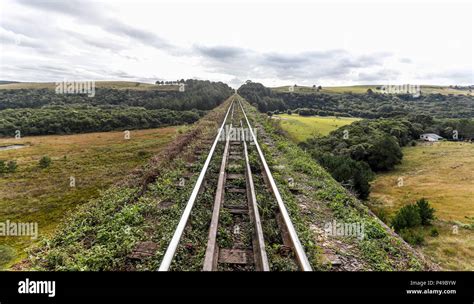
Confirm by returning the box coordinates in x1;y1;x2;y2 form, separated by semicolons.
238;82;474;118
0;106;205;136
0;79;233;136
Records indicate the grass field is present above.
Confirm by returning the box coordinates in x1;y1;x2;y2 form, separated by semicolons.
271;85;471;96
369;141;474;270
0;127;181;269
0;81;180;91
274;114;361;142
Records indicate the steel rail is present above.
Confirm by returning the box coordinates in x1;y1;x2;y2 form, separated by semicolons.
237;98;313;271
241;120;270;271
158;97;235;271
202;102;234;271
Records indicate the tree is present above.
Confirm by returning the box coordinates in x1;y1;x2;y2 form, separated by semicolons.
315;153;374;199
366;135;403;171
416;198;435;225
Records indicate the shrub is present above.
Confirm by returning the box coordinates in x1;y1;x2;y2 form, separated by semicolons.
399;228;425;245
416;198;435;225
430;227;439;237
0;160;6;174
137;150;149;158
316;153;374;199
7;160;17;173
39;156;52;168
391;204;421;232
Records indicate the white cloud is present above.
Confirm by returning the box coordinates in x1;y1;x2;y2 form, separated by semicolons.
0;0;472;87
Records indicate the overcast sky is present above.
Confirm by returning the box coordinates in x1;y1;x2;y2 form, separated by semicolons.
0;0;472;88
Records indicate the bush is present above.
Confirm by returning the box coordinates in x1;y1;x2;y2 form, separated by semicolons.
315;153;374;199
7;160;17;173
430;227;439;237
399;228;425;245
39;156;52;168
391;204;421;232
416;198;435;225
0;160;5;174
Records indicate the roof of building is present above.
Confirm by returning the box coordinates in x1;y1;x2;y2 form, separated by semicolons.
420;133;443;138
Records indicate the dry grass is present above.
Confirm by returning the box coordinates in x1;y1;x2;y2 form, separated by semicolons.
371;141;474;222
0;127;181;268
370;141;474;270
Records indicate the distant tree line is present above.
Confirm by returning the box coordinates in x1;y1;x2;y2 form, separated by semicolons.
0;79;233;136
237;82;474;118
0;106;205;136
0;79;233;111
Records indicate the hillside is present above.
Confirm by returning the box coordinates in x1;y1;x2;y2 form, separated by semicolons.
272;85;472;96
370;141;474;270
0;81;177;91
0;127;182;269
0;79;233;137
273;114;361;142
238;82;474;118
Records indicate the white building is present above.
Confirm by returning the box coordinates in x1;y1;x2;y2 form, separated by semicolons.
420;133;443;142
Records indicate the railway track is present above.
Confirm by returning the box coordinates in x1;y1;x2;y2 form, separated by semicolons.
158;95;312;271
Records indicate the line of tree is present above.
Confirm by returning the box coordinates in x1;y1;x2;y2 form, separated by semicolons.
0;105;205;136
0;79;233;111
237;82;474;119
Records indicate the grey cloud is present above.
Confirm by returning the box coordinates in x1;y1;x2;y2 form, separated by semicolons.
196;47;392;83
422;69;474;84
15;0;176;52
194;45;248;60
357;69;400;82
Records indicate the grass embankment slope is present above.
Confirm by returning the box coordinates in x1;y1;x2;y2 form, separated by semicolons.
274;114;361;142
22;97;235;271
0;81;179;91
22;95;433;271
272;85;471;95
0;127;181;269
370;141;474;270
